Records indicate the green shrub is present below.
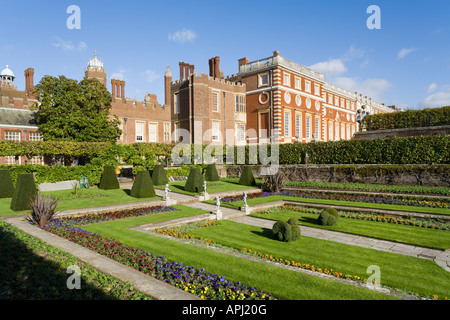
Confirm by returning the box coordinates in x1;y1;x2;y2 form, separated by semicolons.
205;164;220;181
151;164;168;186
184;167;204;193
290;224;301;241
0;169;14;198
10;173;37;211
239;165;256;186
130;170;156;198
287;217;299;225
360;106;450;131
318;208;339;226
98;166;120;190
272;221;292;242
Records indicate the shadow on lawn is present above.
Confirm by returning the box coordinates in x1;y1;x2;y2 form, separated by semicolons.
0;226;122;300
250;228;275;241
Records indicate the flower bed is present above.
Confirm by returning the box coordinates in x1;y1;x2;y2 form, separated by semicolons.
55;205;176;226
276;205;450;231
220;190;449;209
38;208;275;300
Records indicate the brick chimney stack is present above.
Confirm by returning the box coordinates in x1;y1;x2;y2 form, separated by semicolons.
179;62;194;80
164;65;172;106
238;57;249;72
208;57;221;79
24;67;35;98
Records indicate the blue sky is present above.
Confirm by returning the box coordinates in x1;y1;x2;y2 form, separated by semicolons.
1;0;449;109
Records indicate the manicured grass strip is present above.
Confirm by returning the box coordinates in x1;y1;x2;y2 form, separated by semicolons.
251;209;450;250
188;220;450;300
154;180;254;196
0;221;151;300
211;195;450;215
0;188;161;217
81;208;395;300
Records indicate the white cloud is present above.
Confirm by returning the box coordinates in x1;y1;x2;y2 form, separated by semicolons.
341;45;365;62
309;59;347;78
53;37;87;51
168;28;197;43
333;77;391;101
143;70;159;83
397;47;417;59
110;67;130;81
420;85;450;108
426;82;437;93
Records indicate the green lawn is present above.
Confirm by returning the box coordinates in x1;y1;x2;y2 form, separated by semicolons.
188;220;450;299
82;206;396;300
251;209;450;250
0;187;161;217
212;195;450;216
154;179;256;195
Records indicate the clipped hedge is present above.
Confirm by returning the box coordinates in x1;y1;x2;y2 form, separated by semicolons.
184;167;204;193
0;169;14;198
130;170;155;198
151;164;168;186
0;164;103;187
239;165;256;186
98;166;120;190
205;164;220;181
360;106;450;131
10;173;37;211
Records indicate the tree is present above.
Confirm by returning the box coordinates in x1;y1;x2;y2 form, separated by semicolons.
32;75;122;143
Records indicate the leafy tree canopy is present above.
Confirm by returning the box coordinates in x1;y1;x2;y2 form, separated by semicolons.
32;75;122;143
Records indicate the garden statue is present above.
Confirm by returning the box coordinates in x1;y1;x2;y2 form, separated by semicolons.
203;181;207;194
214;195;223;220
164;184;171;199
215;195;221;210
243;191;247;207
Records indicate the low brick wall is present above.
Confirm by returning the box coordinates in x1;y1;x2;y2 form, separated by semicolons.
353;125;450;140
217;164;450;187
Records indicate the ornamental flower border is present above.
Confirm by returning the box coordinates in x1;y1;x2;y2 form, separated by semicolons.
220;190;449;209
37;207;275;301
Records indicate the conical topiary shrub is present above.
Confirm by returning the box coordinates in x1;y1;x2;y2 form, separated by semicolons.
238;165;256;186
130;170;156;198
184;167;204;193
151;164;168;186
10;173;37;211
205;164;220;181
98;165;120;190
0;169;15;198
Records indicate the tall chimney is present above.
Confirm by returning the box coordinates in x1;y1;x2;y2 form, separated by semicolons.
214;56;220;79
209;58;214;77
185;63;190;79
121;80;126;101
24;68;35;98
111;79;116;99
164;65;172;106
179;62;184;81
